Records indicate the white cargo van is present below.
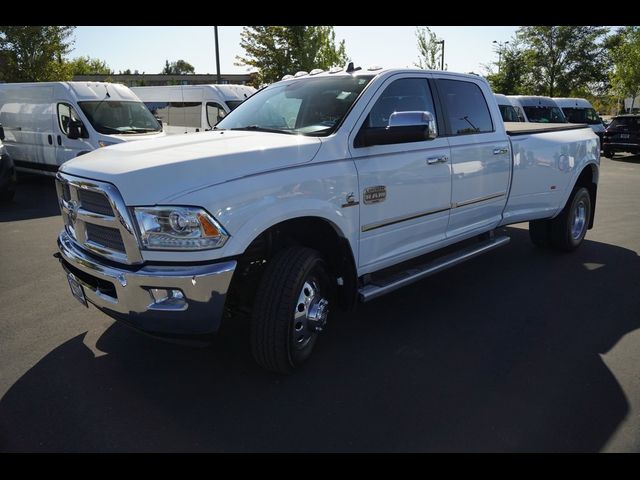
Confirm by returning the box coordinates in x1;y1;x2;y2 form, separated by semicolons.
494;94;524;122
553;97;605;138
507;96;567;123
0;82;165;174
131;84;256;134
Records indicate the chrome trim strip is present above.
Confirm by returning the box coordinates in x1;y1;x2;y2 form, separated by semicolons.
452;191;506;209
341;201;360;208
361;206;451;232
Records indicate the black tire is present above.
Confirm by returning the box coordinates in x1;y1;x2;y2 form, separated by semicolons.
250;246;333;374
529;219;552;248
549;187;591;252
602;150;613;159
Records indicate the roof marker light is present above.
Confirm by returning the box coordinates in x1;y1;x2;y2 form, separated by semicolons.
294;71;309;78
309;69;324;75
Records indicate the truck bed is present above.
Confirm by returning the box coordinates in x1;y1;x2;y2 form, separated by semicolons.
504;122;590;136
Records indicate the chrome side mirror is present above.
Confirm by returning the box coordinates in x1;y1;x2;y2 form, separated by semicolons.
389;111;437;139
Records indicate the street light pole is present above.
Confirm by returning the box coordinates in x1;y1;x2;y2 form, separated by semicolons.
436;40;445;70
214;26;222;83
492;40;509;73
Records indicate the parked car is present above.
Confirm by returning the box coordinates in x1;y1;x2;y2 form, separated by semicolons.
0;124;16;201
507;95;568;123
494;94;524;122
0;82;165;175
54;67;599;373
131;84;256;134
602;114;640;158
554;97;605;140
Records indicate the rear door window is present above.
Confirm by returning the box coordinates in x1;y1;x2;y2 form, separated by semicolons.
436;79;493;135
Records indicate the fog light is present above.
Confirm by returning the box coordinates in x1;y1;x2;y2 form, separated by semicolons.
148;288;186;311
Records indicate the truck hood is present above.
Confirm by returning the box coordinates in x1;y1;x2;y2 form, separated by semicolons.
60;130;322;204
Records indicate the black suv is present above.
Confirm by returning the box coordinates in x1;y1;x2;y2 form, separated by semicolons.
602;114;640;158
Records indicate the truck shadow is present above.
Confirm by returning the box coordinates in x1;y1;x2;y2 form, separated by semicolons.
1;227;638;452
0;174;60;222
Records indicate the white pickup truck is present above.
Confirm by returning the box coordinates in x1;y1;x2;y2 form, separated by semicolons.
55;67;600;373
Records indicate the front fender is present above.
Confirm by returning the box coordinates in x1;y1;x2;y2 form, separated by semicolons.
139;160;360;264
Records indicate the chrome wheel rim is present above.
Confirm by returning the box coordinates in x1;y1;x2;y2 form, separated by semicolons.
292;279;329;351
571;200;587;240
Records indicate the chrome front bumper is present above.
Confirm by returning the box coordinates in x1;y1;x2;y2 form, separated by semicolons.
57;231;237;336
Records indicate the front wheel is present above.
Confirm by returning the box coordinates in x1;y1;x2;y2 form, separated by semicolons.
250;247;333;374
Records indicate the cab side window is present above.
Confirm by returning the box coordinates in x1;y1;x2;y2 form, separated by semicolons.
437;79;494;135
363;78;436;129
57;103;84;135
206;102;227;128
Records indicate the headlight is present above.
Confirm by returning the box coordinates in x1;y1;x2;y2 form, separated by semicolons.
133;206;229;250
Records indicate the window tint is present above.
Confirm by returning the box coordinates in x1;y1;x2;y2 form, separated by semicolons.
609;117;640;130
226;100;244;111
561;107;600;125
57;103;84;135
437;79;493;135
362;78;436;129
522;106;566;123
498;104;521;122
206;102;227;127
146;102;202;128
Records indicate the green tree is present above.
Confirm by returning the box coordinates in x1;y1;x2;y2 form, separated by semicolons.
516;26;610;97
68;56;112;75
415;26;442;70
161;59;195;75
610;26;640;112
485;43;529;94
236;26;349;86
0;26;75;82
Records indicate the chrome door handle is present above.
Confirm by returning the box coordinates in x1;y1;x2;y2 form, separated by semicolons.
427;155;448;164
493;147;508;155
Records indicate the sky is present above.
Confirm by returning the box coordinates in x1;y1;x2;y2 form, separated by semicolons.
71;26;519;76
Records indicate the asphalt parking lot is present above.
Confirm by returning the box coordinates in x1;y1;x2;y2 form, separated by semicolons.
1;156;639;452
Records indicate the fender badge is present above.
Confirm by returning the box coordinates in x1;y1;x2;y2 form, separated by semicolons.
363;186;387;204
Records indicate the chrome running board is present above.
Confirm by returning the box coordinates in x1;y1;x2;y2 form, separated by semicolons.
358;235;510;302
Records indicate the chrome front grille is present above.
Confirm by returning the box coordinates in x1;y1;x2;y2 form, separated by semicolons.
86;223;126;252
55;173;143;265
78;189;114;216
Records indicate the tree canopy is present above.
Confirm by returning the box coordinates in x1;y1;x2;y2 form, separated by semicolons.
68;56;112;75
515;26;610;97
415;26;443;70
162;59;195;75
0;26;75;82
236;26;349;86
610;26;640;112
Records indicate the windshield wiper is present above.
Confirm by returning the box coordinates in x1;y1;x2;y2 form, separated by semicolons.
230;125;293;135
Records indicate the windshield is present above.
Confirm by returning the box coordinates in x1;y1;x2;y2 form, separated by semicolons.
79;101;162;135
562;107;602;125
498;104;521;122
522;106;567;123
216;75;374;136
